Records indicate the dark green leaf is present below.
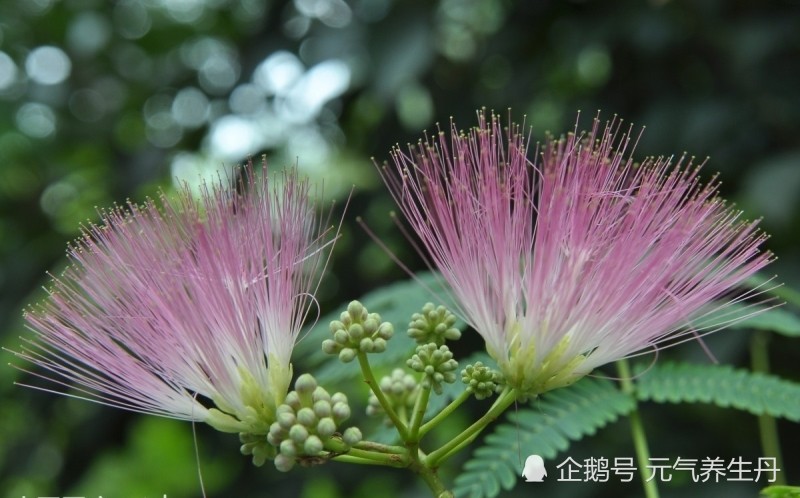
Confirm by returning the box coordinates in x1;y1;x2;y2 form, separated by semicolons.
635;362;800;421
693;301;800;337
452;377;635;498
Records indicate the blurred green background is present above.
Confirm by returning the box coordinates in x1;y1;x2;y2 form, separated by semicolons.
1;0;799;497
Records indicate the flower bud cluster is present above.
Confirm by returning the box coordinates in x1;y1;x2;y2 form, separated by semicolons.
322;301;394;363
265;374;362;472
366;368;419;424
239;432;275;467
408;302;461;345
461;361;504;400
407;343;458;394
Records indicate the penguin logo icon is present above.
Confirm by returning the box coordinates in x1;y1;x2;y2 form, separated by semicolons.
522;454;547;482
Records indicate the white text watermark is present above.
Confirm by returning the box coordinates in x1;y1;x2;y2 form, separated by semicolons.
523;455;780;483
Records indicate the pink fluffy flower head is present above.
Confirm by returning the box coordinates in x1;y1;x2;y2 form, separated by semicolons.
13;162;335;434
382;112;772;395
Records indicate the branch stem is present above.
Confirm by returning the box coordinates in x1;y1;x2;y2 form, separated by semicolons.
750;330;786;485
617;359;660;498
357;351;409;439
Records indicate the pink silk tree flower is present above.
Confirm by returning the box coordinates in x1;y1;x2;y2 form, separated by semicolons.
381;112;773;396
13;163;334;435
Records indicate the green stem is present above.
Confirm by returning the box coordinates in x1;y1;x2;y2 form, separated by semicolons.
357;351;409;439
419;390;471;438
409;384;432;441
426;388;518;467
326;438;408;467
332;454;396;466
617;360;660;498
354;440;407;454
411;455;455;498
750;330;786;485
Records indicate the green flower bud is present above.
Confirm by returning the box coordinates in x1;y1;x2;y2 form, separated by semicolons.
280;439;297;457
342;427;362;446
364;317;381;334
277;411;296;430
274;453;295;472
366;394;383;418
378;322;394;340
461;361;504;400
317;417;336;439
332;401;351;423
349;323;365;341
408;343;458;394
296;407;317;428
295;373;317;394
366;368;419;424
284;391;302;410
322;339;339;354
276;404;294;417
359;337;374;352
324;301;395;360
312;386;331;403
251;444;271;467
289;424;309;444
240;431;275;468
333;329;349;344
339;348;356;363
347;300;366;320
314;399;332;418
304;435;324;455
268;422;286;444
407;303;460;345
331;392;348;405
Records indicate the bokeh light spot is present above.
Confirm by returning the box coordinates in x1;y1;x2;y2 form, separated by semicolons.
295;0;353;28
0;51;18;90
171;87;209;128
114;1;152;40
209;115;260;160
25;46;71;85
199;54;240;94
395;83;433;131
67;12;112;56
576;45;612;87
229;83;267;115
253;51;304;96
16;103;57;138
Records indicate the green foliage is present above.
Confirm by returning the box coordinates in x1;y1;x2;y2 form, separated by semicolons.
452;377;635;498
696;301;800;337
69;417;231;498
634;362;800;421
761;485;800;498
745;275;800;310
296;272;462;385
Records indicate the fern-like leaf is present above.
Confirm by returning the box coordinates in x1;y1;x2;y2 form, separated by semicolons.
634;362;800;421
452;377;635;498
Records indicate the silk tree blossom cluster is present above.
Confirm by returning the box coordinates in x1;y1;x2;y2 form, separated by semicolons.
13;163;335;436
381;112;772;395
